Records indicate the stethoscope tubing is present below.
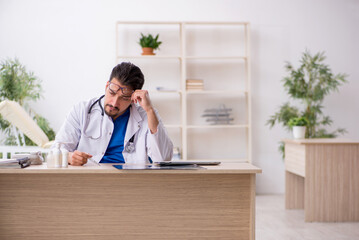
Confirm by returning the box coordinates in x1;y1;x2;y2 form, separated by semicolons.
88;95;105;116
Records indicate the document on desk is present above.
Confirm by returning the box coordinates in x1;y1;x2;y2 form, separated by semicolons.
156;161;221;166
0;158;30;168
113;164;206;170
85;158;101;166
0;159;18;168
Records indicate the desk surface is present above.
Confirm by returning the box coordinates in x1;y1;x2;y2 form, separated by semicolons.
0;162;262;174
283;138;359;145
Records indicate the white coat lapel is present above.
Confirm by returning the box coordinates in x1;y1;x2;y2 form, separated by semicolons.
125;103;143;142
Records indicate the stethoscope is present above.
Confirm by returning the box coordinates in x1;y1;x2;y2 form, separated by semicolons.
83;95;136;153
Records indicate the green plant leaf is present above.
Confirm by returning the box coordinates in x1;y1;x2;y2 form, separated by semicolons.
266;102;300;132
0;58;55;146
287;116;308;127
138;33;162;50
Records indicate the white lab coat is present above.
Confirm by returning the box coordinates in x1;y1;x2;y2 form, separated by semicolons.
54;96;173;164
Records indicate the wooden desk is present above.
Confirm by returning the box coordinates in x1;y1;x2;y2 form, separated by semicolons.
284;139;359;222
0;162;261;240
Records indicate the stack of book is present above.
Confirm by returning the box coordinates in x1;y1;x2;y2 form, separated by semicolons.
186;79;204;91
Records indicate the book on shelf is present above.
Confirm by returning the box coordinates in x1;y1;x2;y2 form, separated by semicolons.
186;79;204;90
186;79;203;83
186;87;204;91
186;79;203;82
186;83;203;86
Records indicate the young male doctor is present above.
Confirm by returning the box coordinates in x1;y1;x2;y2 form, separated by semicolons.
54;62;173;166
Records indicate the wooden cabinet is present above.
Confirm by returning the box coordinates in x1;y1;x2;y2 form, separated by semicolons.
284;138;359;222
116;21;251;162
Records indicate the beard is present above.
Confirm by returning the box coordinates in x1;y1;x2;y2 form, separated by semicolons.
104;104;120;117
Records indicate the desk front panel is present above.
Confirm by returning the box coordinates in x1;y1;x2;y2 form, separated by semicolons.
0;173;255;240
305;144;359;222
285;143;306;177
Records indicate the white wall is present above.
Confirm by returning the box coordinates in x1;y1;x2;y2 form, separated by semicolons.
1;0;358;193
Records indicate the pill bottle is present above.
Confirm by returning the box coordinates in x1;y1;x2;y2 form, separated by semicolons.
53;143;62;168
61;148;69;168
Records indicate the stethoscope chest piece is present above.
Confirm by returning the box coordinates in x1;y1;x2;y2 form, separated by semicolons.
125;134;136;153
125;142;135;153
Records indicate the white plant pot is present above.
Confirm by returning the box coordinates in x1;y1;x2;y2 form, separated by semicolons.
292;126;306;139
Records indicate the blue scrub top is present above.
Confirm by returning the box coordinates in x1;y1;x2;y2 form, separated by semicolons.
100;107;130;163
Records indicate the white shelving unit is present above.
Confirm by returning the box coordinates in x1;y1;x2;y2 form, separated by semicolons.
116;21;251;163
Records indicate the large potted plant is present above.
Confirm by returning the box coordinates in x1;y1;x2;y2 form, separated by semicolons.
0;58;55;146
138;33;162;55
267;50;348;157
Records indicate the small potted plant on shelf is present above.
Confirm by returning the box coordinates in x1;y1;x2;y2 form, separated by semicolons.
288;117;308;139
138;33;162;55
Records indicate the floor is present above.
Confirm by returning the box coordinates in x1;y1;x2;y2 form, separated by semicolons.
256;195;359;240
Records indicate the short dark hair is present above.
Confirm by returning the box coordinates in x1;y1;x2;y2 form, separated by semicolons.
109;62;144;90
